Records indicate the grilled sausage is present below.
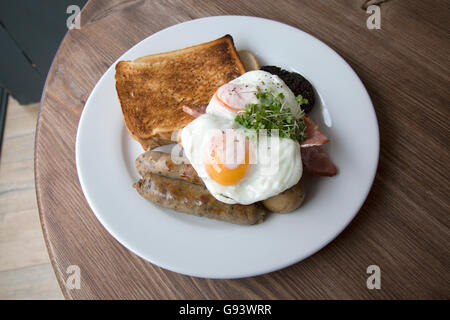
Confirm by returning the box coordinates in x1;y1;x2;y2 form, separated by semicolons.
134;174;266;225
136;151;304;215
135;151;203;185
262;182;305;213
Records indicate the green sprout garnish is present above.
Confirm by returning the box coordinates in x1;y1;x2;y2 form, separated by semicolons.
235;90;307;142
295;94;309;106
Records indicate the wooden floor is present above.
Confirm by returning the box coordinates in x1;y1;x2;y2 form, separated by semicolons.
0;97;63;299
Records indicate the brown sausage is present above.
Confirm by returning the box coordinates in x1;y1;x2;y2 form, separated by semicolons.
136;151;305;214
135;151;204;185
134;151;268;224
134;174;266;225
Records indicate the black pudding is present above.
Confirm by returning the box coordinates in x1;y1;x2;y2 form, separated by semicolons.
260;65;315;113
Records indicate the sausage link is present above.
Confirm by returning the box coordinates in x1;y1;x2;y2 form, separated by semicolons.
134;174;266;225
135;151;204;185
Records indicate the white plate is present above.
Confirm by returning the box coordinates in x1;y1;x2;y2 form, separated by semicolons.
76;16;379;279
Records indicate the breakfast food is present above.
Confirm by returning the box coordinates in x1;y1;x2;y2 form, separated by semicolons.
136;150;305;214
301;146;337;176
116;35;337;224
262;182;305;213
135;151;203;185
260;65;315;113
181;71;303;205
115;35;246;150
238;50;260;71
134;174;266;225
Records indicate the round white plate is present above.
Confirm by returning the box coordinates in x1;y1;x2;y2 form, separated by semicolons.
76;16;379;279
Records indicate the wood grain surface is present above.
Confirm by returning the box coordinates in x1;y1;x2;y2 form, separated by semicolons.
0;98;63;299
35;0;450;299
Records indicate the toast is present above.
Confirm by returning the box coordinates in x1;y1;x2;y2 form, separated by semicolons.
115;35;246;150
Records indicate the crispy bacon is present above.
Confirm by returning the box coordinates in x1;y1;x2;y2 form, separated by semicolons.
301;146;337;176
301;115;329;147
182;104;207;118
299;116;336;176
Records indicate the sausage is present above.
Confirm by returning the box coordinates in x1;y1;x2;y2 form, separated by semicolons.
135;151;203;185
262;182;305;213
136;151;305;214
134;174;266;225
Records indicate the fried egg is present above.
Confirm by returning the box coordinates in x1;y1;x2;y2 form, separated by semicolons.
181;70;303;205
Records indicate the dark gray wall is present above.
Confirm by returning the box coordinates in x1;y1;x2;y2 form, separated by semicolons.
0;0;88;104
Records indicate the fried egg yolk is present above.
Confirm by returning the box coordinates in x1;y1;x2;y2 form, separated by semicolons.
204;131;252;186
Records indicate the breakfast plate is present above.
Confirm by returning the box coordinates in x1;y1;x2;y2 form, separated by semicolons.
76;16;379;278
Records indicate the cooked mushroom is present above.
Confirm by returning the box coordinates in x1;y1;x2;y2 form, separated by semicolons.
262;182;305;213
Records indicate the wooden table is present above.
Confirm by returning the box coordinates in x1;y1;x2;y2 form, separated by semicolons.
35;0;450;299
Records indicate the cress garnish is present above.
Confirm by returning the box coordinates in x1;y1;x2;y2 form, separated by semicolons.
235;90;308;142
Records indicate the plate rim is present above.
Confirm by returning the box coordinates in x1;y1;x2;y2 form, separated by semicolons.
76;15;380;279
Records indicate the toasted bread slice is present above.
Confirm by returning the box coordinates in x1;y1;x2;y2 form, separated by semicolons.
115;35;246;150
